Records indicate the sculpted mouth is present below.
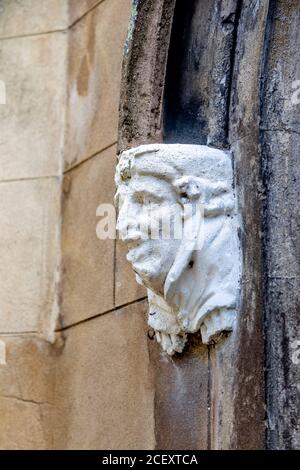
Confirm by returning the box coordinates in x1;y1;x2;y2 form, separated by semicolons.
126;241;148;264
121;232;142;246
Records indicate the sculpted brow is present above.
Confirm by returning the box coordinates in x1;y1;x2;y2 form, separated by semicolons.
133;189;161;199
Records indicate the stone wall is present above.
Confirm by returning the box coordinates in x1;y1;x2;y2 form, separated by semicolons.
0;0;154;450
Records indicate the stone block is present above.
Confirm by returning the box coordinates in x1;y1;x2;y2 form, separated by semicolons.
61;147;116;327
0;178;61;334
0;397;48;449
0;334;64;450
0;335;58;404
68;0;101;25
0;0;69;38
0;33;67;180
53;301;155;449
149;336;209;450
65;0;131;170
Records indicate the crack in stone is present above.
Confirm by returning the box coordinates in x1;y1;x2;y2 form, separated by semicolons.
0;395;50;406
260;127;300;136
0;0;106;41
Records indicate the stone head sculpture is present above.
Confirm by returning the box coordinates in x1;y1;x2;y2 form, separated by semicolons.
115;144;241;355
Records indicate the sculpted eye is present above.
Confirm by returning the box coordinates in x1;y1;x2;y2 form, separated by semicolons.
132;192;162;205
132;193;144;204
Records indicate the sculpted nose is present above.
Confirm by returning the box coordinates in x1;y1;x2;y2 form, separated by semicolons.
117;201;142;242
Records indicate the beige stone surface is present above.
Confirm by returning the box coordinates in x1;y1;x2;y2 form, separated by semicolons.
0;335;59;403
65;0;131;170
0;178;61;334
149;337;209;450
0;0;69;38
0;33;67;181
0;334;64;450
61;147;116;328
0;397;49;449
68;0;102;25
52;301;155;450
115;238;147;307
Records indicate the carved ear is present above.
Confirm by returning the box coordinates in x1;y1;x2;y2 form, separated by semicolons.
173;176;202;202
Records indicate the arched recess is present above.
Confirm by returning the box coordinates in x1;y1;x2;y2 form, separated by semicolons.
118;0;176;152
118;0;300;449
118;0;265;450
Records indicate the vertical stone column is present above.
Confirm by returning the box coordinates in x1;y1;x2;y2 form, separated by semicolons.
260;0;300;449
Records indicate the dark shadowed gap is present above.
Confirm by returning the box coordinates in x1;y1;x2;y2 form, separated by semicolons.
259;0;276;451
224;0;243;141
163;0;205;144
163;0;241;147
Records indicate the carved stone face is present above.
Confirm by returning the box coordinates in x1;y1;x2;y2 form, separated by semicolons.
115;144;240;355
116;163;182;296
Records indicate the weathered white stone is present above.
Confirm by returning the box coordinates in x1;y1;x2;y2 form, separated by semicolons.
115;144;241;355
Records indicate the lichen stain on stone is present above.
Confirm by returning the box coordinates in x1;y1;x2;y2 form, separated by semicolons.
76;13;96;97
77;56;90;96
124;0;138;55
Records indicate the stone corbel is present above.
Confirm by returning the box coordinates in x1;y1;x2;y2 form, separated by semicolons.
115;143;241;355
